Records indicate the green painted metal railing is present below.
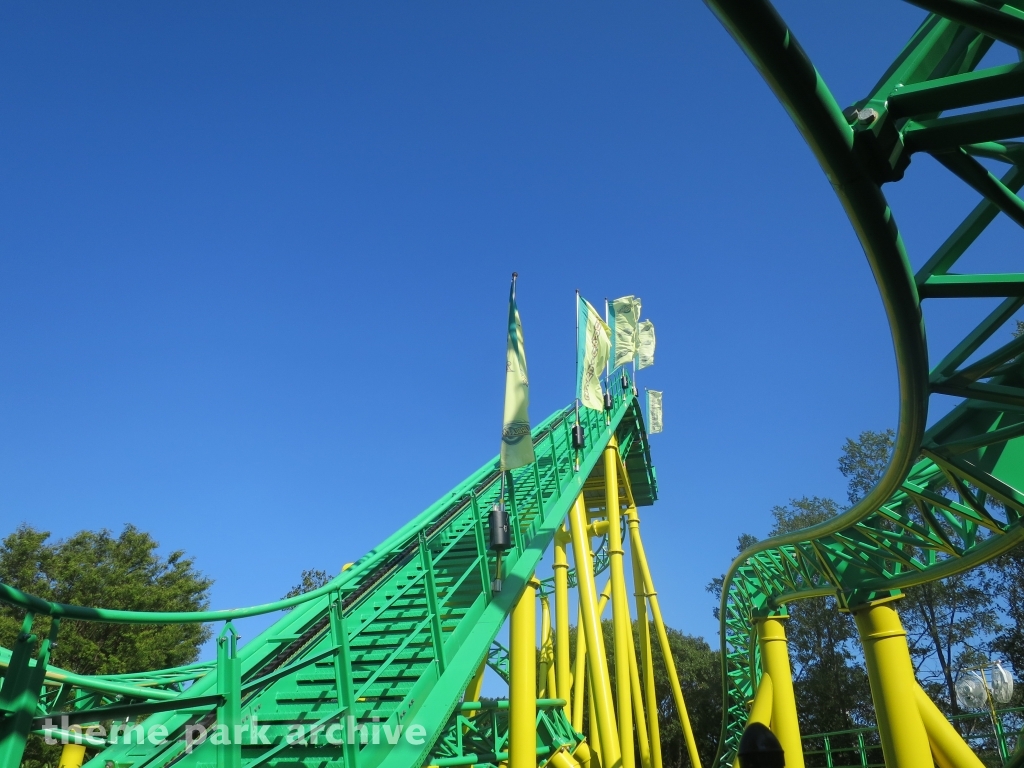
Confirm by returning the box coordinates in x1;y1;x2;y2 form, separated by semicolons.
802;706;1024;768
0;371;656;768
704;1;1024;765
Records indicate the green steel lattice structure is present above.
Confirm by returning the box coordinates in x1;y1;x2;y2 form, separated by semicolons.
0;375;656;768
703;0;1024;766
2;3;1024;768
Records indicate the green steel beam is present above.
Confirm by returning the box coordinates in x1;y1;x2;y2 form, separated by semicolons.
900;0;1024;49
905;103;1024;153
888;63;1024;118
704;0;1024;765
919;273;1024;298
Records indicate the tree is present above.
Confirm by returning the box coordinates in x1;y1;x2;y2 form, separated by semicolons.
283;568;333;600
838;429;895;506
0;523;213;768
0;524;213;674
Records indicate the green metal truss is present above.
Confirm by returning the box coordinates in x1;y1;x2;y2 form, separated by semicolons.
0;371;656;768
703;1;1024;766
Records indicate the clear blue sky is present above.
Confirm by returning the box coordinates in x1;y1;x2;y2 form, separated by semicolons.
1;2;1019;649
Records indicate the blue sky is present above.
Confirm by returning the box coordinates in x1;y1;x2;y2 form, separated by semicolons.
1;1;1020;653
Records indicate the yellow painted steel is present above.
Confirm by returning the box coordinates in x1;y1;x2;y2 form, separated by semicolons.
569;491;621;768
588;670;603;767
748;671;774;727
574;741;595;768
604;437;635;768
57;743;87;768
755;617;804;768
550;748;583;768
554;526;573;717
626;619;652;768
914;683;986;768
627;508;662;768
510;576;539;768
573;603;588;731
732;673;775;768
853;599;932;768
629;503;702;768
465;659;485;705
463;658;487;731
540;594;554;697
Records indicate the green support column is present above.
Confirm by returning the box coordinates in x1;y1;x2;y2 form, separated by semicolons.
217;622;241;768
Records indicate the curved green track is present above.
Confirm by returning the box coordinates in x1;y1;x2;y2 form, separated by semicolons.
703;1;1024;766
3;6;1024;768
0;375;656;768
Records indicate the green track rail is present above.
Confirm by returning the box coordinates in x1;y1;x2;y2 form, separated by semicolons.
703;1;1024;766
0;373;656;768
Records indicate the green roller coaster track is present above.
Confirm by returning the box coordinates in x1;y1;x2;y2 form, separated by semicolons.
703;0;1024;766
0;374;655;768
3;3;1024;768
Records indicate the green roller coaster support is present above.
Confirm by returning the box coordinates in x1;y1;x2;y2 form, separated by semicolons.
704;0;1024;765
0;371;655;768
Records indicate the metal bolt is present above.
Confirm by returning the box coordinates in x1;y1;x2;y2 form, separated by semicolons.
857;108;878;125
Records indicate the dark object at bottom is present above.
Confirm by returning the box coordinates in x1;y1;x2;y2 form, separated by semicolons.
571;422;585;450
738;723;785;768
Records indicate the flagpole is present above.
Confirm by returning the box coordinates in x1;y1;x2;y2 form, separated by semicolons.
575;290;580;424
505;271;518;504
573;291;583;469
604;298;610;384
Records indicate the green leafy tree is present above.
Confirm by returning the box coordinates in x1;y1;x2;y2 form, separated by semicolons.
0;524;213;674
838;429;895;505
283;568;333;600
0;523;213;768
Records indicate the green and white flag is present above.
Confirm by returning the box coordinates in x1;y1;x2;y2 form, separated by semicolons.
501;274;535;471
637;320;656;369
576;295;610;411
647;390;663;434
608;295;642;371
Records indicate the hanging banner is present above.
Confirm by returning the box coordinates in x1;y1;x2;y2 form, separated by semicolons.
647;389;663;434
637;320;656;369
577;296;610;411
500;275;535;470
609;295;642;371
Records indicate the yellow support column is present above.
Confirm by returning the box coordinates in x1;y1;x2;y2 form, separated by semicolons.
588;669;603;768
57;743;87;768
573;602;588;731
543;595;557;698
914;683;986;768
510;577;539;768
732;674;775;768
604;437;635;768
853;599;931;768
626;621;652;768
628;508;662;768
569;492;621;768
755;618;803;768
630;515;702;768
465;659;486;705
554;526;573;717
540;594;554;696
